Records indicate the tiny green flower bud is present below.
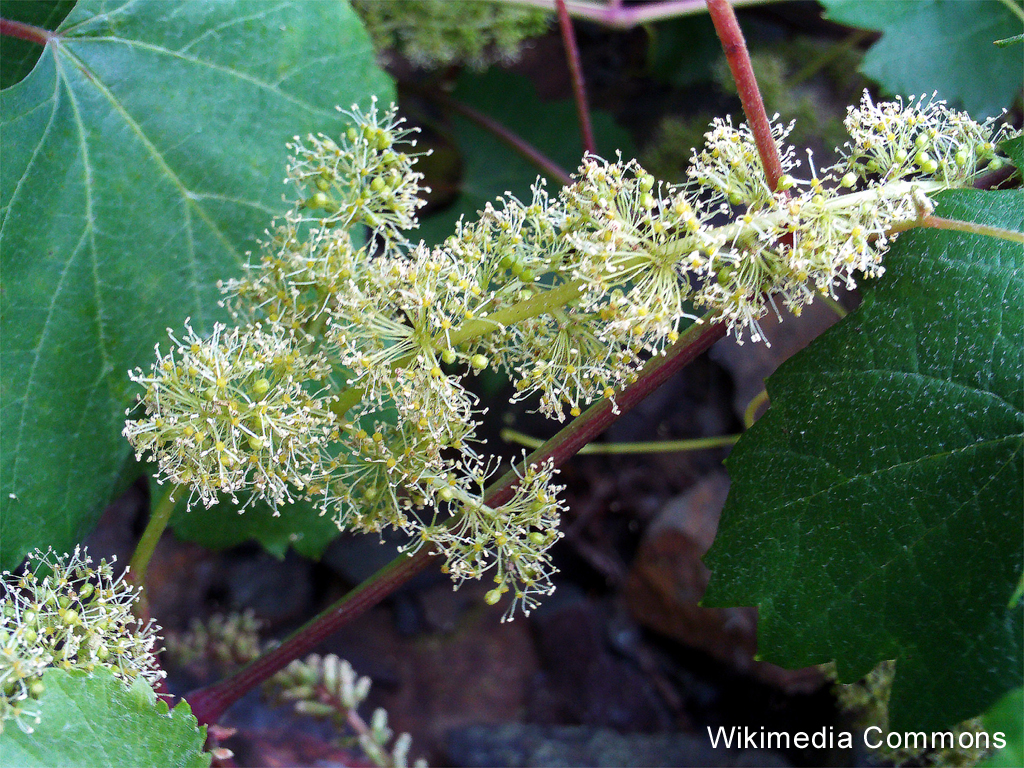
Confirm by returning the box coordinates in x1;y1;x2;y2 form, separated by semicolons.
252;378;271;397
441;349;457;365
484;588;503;605
470;354;489;370
840;172;858;189
776;174;796;191
987;157;1004;171
306;192;329;210
29;681;45;697
314;177;331;192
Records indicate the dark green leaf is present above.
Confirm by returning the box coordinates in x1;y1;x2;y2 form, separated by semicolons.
704;189;1024;731
1001;134;1024;173
0;0;392;569
416;69;634;247
820;0;1024;117
646;14;721;89
0;1;76;89
163;477;341;560
0;668;210;767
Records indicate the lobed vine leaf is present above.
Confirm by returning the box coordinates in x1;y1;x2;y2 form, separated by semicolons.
416;68;634;247
1002;134;1024;175
703;189;1024;731
0;668;210;767
820;0;1024;118
0;0;392;569
161;477;341;560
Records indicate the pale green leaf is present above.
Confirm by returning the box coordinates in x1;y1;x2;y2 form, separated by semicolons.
0;668;210;767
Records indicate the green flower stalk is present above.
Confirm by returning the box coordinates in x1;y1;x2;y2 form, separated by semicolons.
124;91;1014;620
0;547;164;733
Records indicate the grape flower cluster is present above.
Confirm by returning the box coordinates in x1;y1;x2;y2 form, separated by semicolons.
352;0;551;71
123;92;1014;620
0;547;164;733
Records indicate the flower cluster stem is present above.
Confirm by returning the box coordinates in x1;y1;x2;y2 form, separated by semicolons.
185;312;725;725
446;279;584;347
128;484;182;590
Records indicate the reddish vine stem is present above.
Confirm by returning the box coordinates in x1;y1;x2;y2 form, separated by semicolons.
185;314;726;725
0;17;52;45
412;85;573;186
555;0;597;155
705;0;786;193
506;0;766;29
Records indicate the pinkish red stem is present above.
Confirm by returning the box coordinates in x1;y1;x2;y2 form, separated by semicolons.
555;0;597;156
185;314;726;726
705;0;786;192
508;0;767;29
0;17;53;45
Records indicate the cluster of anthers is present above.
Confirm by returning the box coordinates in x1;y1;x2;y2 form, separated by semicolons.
124;92;1013;619
0;547;164;733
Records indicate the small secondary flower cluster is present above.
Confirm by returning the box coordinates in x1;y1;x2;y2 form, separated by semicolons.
0;547;164;733
269;653;423;768
352;0;550;71
124;92;1013;619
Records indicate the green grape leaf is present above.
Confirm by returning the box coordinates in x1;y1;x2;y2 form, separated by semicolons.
417;69;634;246
646;14;721;89
0;1;76;89
0;668;210;767
820;0;1024;118
703;189;1024;732
1001;134;1024;174
979;686;1024;768
162;477;340;560
0;0;393;569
